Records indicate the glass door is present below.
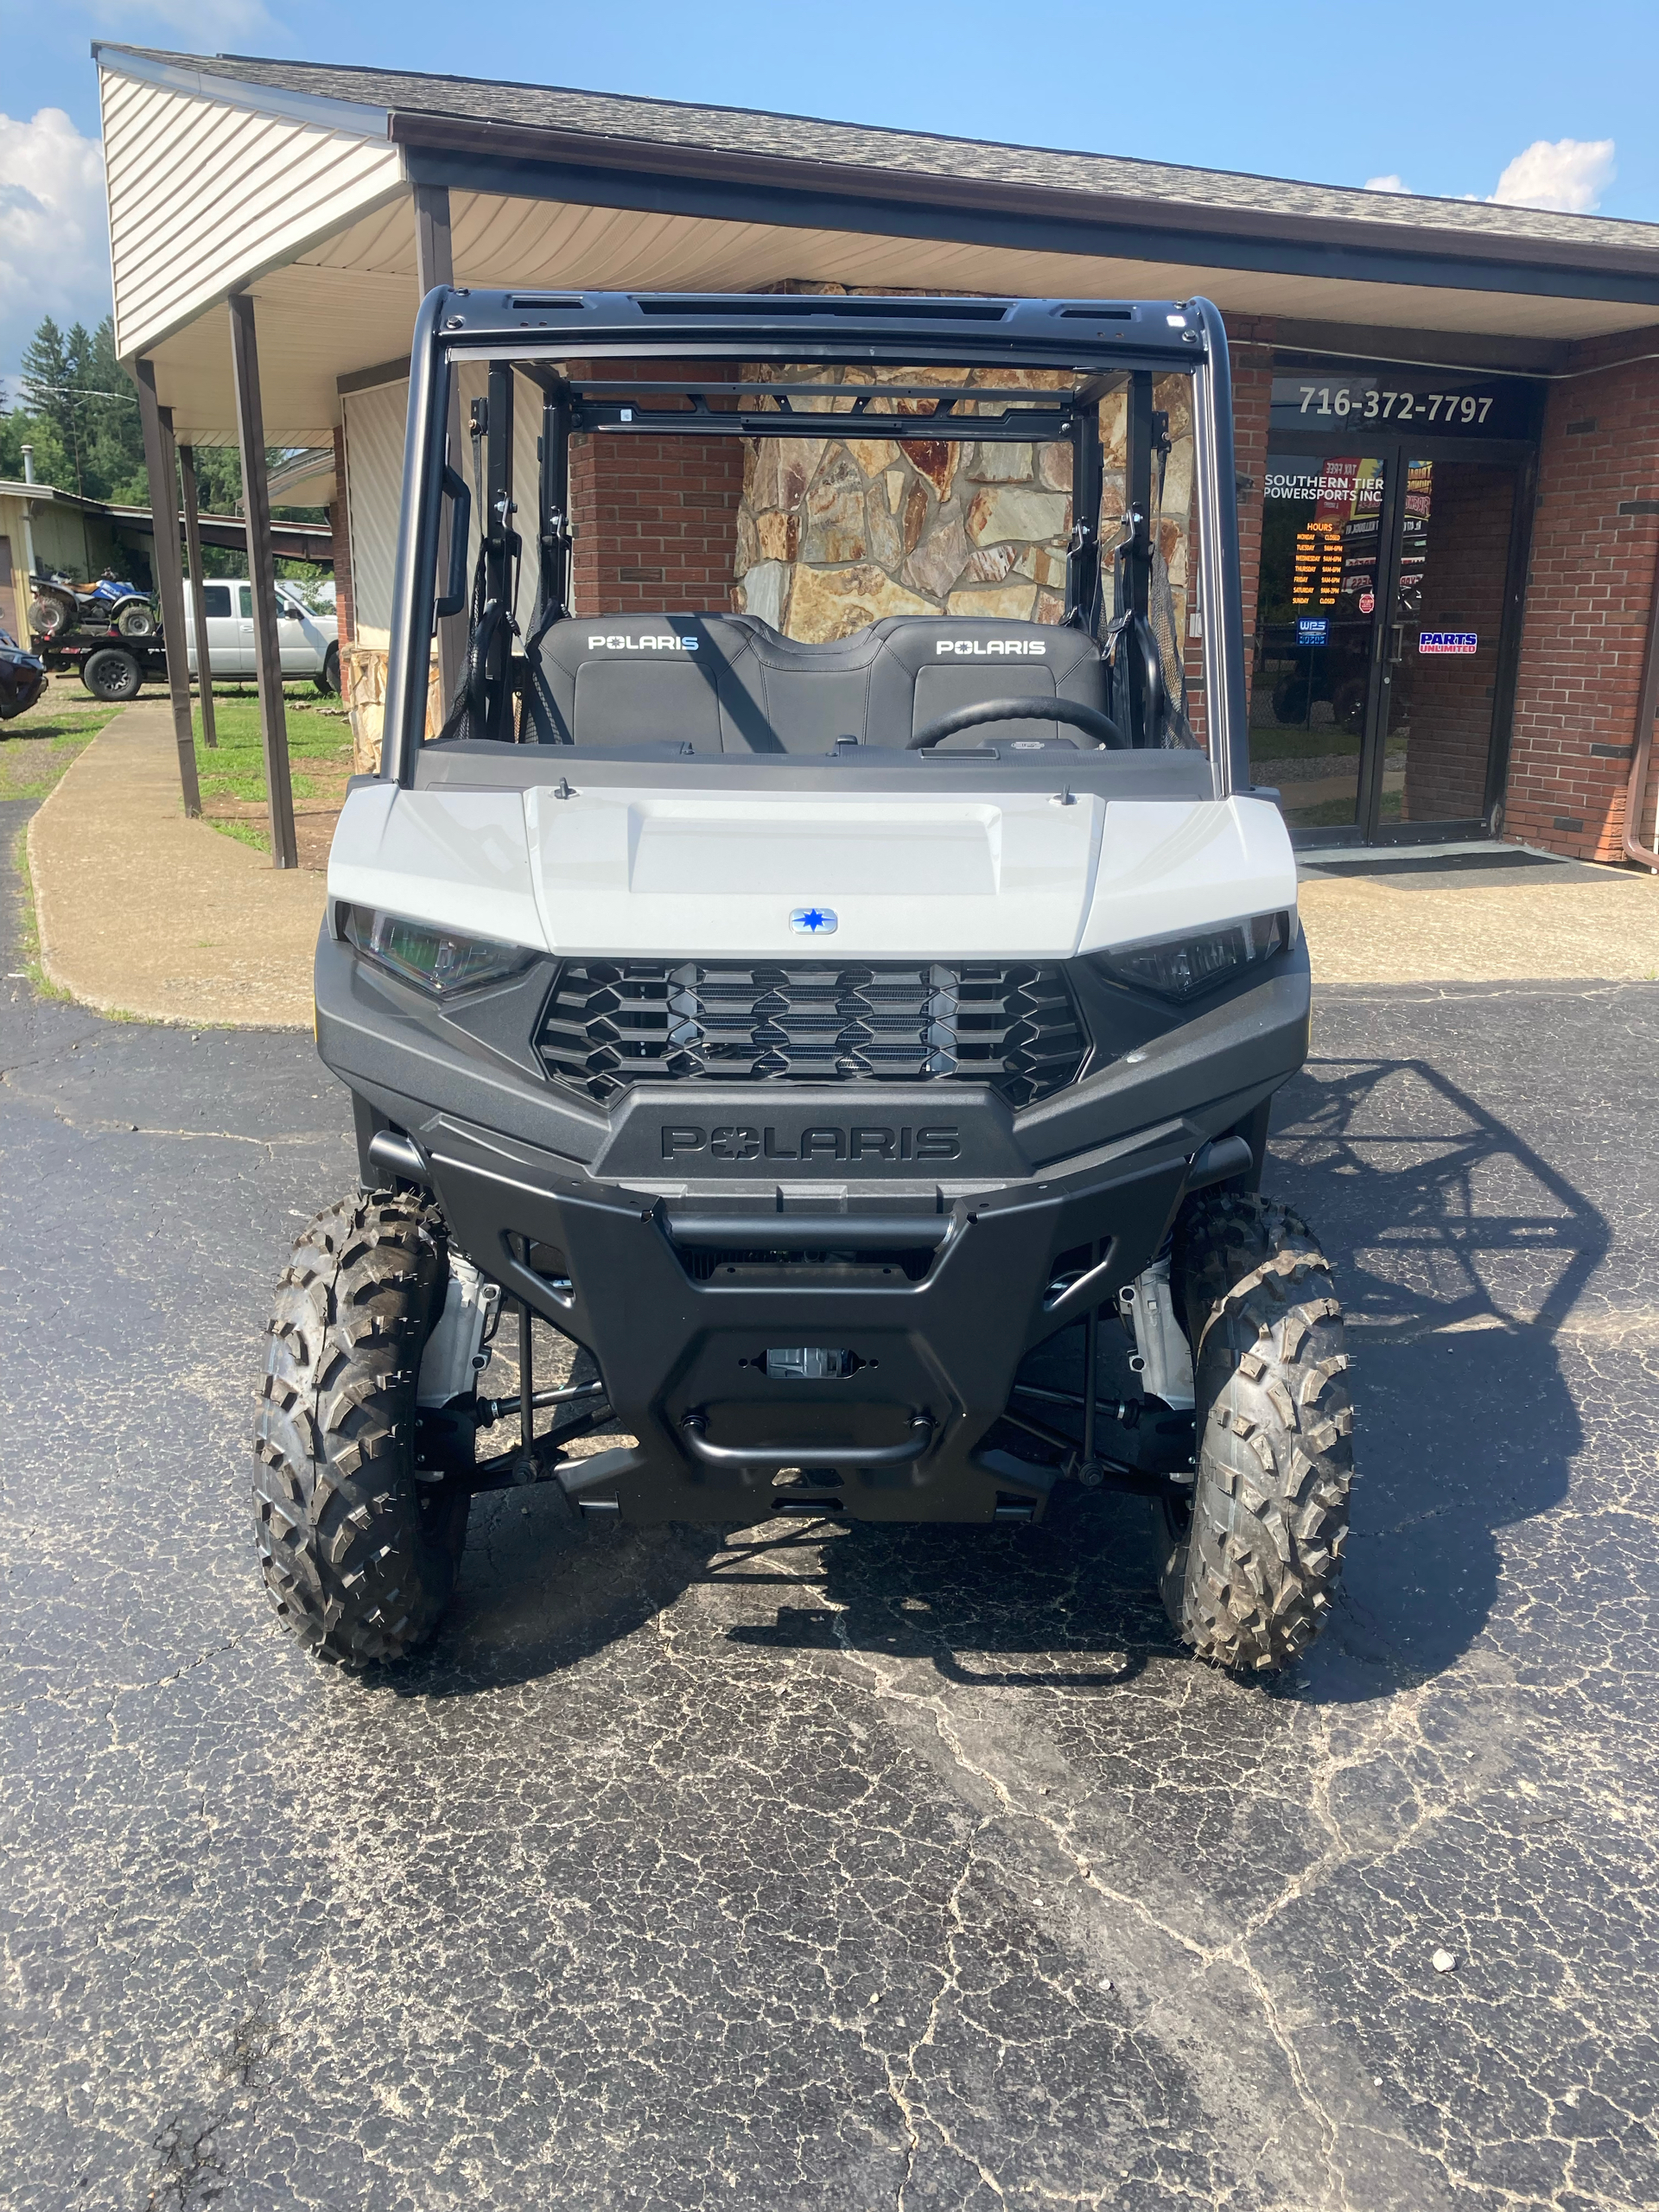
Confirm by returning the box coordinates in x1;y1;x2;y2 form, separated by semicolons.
1366;456;1522;833
1257;365;1539;844
1253;448;1393;834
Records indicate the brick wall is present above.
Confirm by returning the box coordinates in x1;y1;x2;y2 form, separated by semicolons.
568;360;745;617
329;423;354;644
1403;461;1516;823
1505;336;1659;860
1228;320;1276;705
1179;317;1274;755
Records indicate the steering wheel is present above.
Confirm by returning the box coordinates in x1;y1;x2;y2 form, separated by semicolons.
906;696;1127;751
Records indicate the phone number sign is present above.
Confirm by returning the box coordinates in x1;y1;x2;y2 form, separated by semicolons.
1271;374;1535;439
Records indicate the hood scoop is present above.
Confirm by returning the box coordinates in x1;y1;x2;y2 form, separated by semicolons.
525;785;1103;959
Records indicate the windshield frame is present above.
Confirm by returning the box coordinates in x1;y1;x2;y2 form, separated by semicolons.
382;290;1248;797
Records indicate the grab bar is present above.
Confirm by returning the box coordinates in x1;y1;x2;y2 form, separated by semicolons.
679;1410;933;1471
665;1213;950;1249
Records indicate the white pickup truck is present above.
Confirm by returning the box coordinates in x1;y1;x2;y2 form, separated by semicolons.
181;579;340;691
65;577;340;702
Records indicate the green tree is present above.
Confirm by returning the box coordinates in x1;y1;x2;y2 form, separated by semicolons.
84;318;148;501
21;318;91;495
0;400;70;490
11;315;146;501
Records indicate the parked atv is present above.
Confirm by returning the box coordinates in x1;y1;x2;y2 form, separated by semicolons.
255;289;1353;1677
28;569;156;642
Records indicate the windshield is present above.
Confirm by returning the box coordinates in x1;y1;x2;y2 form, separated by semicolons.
383;295;1247;792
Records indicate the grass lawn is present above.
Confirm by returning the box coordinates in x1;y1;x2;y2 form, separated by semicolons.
193;692;353;860
0;699;124;802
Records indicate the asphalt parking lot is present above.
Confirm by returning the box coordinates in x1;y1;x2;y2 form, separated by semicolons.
3;802;1656;2209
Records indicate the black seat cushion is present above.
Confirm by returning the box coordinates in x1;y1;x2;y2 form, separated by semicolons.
527;613;1107;751
864;616;1109;748
526;615;752;749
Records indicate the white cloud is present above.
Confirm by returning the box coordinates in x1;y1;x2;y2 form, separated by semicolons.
1488;137;1615;213
0;108;113;387
1360;138;1616;213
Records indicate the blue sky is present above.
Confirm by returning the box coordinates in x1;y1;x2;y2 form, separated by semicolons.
4;0;1657;378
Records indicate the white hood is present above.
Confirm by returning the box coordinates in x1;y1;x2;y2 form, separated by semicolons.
327;781;1296;961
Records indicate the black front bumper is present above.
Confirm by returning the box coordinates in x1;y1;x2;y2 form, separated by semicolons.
315;925;1310;1523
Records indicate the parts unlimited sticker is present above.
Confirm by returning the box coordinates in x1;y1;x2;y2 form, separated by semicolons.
1419;632;1478;655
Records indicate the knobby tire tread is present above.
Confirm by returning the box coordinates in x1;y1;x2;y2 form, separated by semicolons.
1162;1191;1355;1672
251;1192;467;1667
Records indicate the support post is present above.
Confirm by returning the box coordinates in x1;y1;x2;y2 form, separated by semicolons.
176;441;217;749
414;181;463;715
132;359;200;816
482;362;518;742
1065;400;1103;631
227;291;298;869
1127;370;1154;624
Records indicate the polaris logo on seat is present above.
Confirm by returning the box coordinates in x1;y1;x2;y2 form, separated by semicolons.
661;1123;962;1163
935;639;1046;656
587;633;699;651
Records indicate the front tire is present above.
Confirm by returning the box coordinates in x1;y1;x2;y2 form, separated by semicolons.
1159;1192;1354;1672
251;1193;469;1668
316;642;340;696
116;601;156;639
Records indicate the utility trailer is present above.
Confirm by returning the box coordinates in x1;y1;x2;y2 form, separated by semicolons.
38;626;168;702
254;290;1353;1675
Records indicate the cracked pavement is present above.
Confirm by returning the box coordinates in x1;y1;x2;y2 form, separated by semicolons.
3;796;1656;2209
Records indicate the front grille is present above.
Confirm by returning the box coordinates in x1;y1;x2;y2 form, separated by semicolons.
535;960;1089;1107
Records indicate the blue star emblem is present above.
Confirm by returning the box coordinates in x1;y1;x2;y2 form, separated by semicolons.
789;906;837;936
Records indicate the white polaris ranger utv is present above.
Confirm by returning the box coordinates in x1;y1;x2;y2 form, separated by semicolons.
254;290;1353;1675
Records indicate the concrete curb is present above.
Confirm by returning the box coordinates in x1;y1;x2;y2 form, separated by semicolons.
27;702;326;1029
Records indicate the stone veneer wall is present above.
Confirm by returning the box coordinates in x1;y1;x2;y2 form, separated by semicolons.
729;288;1196;668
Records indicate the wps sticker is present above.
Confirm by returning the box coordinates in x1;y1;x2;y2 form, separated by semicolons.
1297;618;1329;645
1419;632;1478;656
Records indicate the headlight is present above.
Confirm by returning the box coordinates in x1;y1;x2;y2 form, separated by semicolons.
340;905;537;995
1091;911;1292;1002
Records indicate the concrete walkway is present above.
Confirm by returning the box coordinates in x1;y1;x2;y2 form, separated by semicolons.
27;701;324;1028
22;702;1659;1027
1300;855;1659;982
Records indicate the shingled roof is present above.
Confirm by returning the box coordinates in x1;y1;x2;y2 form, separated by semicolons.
100;44;1659;269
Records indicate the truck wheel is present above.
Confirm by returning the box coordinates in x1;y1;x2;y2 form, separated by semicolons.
81;647;143;702
251;1192;470;1669
316;641;340;696
1159;1192;1354;1672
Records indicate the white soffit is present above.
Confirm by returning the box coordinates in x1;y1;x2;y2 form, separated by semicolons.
143;183;1659;446
321;191;1656;346
99;58;406;361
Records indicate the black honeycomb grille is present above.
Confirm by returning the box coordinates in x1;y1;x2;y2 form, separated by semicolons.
536;960;1089;1107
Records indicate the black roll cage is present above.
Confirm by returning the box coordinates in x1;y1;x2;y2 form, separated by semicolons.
382;289;1249;794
